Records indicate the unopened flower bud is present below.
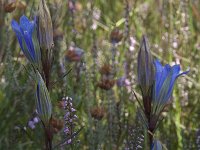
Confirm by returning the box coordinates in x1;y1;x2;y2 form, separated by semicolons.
35;71;52;125
137;35;155;97
151;140;162;150
37;0;54;50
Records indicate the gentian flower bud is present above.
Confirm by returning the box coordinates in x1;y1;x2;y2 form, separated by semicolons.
152;59;189;115
35;71;52;125
11;15;41;65
137;35;155;97
151;140;162;150
37;0;54;50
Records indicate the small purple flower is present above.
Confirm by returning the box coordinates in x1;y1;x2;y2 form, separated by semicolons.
129;37;136;51
28;121;35;129
117;76;131;87
71;108;76;112
73;115;78;119
67;139;72;144
28;116;40;129
64;127;69;134
33;117;39;123
62;96;78;146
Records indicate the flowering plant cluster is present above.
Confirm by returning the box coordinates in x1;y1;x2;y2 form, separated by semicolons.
10;0;81;149
8;0;191;149
137;36;189;149
62;96;78;145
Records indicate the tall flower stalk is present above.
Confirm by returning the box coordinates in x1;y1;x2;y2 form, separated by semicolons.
136;35;189;148
35;71;52;150
37;0;54;89
62;97;78;146
11;0;55;149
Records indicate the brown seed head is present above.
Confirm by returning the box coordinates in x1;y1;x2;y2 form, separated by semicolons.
99;64;112;75
50;117;64;134
110;28;123;43
90;106;105;120
97;79;115;90
3;0;16;13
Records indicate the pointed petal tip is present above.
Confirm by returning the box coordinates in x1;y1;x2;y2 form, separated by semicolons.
154;59;163;70
20;15;31;27
11;19;19;29
179;68;190;76
20;15;29;21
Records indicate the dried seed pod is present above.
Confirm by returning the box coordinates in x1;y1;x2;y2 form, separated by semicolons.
65;47;84;62
110;28;123;44
4;0;17;13
50;117;64;134
99;64;112;75
97;79;115;90
90;106;105;120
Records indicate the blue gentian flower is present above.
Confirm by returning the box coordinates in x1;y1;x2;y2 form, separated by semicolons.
152;59;189;114
151;140;162;150
11;15;41;64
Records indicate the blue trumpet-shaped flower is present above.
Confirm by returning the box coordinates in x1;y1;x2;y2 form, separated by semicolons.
152;59;189;114
11;15;41;64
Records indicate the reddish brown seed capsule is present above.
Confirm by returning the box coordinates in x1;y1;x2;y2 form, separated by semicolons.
50;117;64;134
4;0;17;13
110;28;123;44
90;106;105;120
99;64;112;75
97;79;115;90
65;47;84;62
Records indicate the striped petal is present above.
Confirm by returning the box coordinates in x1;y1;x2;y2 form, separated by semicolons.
11;20;24;52
153;59;189;115
20;15;34;34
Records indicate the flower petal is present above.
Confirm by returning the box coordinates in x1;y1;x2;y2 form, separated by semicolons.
11;20;24;51
23;32;36;60
155;62;171;98
154;59;162;73
20;15;34;34
165;66;189;101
